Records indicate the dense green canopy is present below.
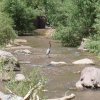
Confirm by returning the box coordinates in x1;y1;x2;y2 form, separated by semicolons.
0;0;100;50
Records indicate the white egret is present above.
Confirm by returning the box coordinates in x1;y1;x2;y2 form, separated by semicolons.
46;41;51;58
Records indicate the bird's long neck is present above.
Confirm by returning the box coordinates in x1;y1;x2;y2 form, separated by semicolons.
49;42;51;48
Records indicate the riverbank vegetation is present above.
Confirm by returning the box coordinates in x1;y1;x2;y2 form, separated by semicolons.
0;0;100;53
5;68;45;98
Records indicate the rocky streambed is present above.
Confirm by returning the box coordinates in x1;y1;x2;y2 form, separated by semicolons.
1;36;100;100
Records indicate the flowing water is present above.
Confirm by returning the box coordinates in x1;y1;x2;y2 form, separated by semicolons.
5;36;100;99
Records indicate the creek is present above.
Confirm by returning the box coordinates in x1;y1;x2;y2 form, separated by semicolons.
4;36;100;99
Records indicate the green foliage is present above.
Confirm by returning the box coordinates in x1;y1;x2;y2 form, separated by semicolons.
85;1;100;55
53;26;81;47
2;0;38;35
0;0;100;47
0;12;16;45
53;0;98;46
45;0;69;27
93;1;100;34
86;34;100;54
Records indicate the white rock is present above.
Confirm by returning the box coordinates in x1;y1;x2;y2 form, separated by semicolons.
0;91;23;100
76;67;100;89
15;74;25;81
50;61;67;65
72;58;94;65
14;49;31;55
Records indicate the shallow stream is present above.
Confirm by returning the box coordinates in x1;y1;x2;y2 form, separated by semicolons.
5;36;100;99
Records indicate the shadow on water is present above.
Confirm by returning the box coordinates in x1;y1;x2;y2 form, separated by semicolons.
7;36;100;99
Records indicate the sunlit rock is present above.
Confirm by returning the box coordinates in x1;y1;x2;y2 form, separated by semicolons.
15;74;25;81
14;49;32;55
76;67;100;89
50;61;67;65
72;58;94;65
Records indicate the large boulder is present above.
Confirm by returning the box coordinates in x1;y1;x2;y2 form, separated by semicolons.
76;67;100;89
0;50;20;71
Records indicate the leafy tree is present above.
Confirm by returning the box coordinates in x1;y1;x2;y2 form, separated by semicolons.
53;0;98;46
93;0;100;34
85;1;100;55
2;0;37;35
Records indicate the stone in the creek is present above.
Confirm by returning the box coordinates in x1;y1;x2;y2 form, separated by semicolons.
15;74;25;81
14;49;32;55
72;58;94;65
50;61;67;65
76;67;100;89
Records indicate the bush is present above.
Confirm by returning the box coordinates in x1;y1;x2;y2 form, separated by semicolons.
53;26;81;47
53;0;97;46
0;12;16;45
79;0;100;55
2;0;37;35
85;34;100;54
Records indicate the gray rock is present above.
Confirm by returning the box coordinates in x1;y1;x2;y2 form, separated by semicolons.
15;74;25;81
72;58;94;65
0;91;23;100
76;67;100;89
50;61;67;65
14;49;32;55
0;50;20;71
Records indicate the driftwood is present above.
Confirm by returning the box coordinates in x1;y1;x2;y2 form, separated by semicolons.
24;82;43;100
47;93;75;100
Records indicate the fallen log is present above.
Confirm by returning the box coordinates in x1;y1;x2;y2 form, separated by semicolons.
47;93;75;100
24;82;43;100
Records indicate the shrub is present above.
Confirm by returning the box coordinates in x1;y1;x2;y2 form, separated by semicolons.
85;34;100;54
0;12;16;45
2;0;37;35
53;0;97;46
53;26;81;47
